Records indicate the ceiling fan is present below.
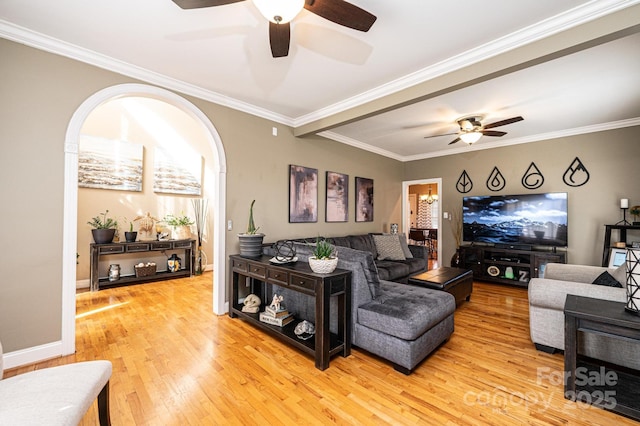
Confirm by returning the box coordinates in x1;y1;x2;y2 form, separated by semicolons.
424;115;524;145
171;0;377;58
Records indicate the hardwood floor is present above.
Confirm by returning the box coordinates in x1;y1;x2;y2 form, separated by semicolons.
5;273;636;425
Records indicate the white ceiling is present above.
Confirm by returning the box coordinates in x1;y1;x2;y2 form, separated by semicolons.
1;0;639;161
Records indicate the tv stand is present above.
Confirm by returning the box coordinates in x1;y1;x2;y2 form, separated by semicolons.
458;245;566;287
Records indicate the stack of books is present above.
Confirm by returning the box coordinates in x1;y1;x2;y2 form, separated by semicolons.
259;305;294;327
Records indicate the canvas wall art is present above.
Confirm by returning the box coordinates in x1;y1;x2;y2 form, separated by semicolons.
154;146;202;195
326;171;349;222
78;135;143;191
289;165;318;223
355;177;374;222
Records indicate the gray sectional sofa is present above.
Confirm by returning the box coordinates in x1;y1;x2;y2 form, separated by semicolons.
528;263;639;370
263;238;454;374
300;234;429;282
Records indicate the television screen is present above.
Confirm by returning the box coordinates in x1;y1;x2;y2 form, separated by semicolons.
463;192;568;247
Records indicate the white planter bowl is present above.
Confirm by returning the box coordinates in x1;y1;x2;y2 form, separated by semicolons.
308;256;338;274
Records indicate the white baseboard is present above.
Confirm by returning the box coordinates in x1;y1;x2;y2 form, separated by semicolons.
3;341;63;370
76;279;90;289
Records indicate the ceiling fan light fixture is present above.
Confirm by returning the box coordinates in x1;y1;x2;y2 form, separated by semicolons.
460;131;483;144
252;0;305;24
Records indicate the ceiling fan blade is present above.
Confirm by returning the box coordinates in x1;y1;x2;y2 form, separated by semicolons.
448;137;461;145
483;116;524;129
481;130;507;137
269;22;290;58
304;0;377;32
171;0;244;9
424;132;457;139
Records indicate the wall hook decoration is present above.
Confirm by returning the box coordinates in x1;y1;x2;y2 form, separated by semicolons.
456;170;473;193
486;167;506;192
563;157;590;187
522;162;544;189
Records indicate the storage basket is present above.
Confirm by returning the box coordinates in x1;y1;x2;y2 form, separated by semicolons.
135;264;156;277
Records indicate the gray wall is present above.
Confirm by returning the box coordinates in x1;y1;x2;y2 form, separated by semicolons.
404;128;640;266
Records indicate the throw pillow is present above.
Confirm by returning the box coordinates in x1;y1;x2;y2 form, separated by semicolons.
397;234;414;259
612;263;626;285
592;271;623;288
372;234;406;261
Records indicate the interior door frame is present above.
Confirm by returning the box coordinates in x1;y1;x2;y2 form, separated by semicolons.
402;178;442;264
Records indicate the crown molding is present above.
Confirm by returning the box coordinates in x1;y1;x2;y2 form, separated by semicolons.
0;20;296;127
293;0;640;127
320;118;640;162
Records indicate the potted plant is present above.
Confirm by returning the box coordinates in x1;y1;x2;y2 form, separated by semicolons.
238;200;265;257
124;219;138;243
87;210;118;244
163;213;194;240
631;205;640;225
308;237;338;274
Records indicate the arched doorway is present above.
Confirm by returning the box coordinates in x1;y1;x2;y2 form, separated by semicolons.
62;84;227;354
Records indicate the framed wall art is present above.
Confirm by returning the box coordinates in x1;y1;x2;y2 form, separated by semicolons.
355;177;374;222
78;135;143;192
326;171;349;222
289;164;318;223
153;146;202;195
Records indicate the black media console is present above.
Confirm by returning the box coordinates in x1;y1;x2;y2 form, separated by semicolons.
458;245;566;287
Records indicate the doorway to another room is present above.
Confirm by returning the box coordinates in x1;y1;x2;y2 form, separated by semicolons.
403;179;441;269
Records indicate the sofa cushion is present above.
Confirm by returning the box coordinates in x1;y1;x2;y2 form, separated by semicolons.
375;261;410;281
592;271;623;287
358;282;455;341
373;234;406;261
346;234;378;258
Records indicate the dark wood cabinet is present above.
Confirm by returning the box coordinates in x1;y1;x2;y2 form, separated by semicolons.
459;245;566;287
89;239;195;291
229;255;351;370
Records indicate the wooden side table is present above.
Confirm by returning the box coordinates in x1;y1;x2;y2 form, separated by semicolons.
564;295;640;421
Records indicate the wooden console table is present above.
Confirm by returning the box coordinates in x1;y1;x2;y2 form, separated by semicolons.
564;295;640;421
229;255;352;370
90;239;195;291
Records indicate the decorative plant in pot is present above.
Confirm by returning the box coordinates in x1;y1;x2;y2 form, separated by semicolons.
163;213;194;240
124;219;137;243
308;237;338;274
238;200;265;258
87;210;118;244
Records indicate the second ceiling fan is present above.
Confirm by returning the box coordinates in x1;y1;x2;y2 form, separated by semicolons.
172;0;377;58
424;115;524;145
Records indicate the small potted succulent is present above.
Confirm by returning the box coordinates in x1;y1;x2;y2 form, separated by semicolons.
163;213;194;240
124;219;138;243
87;210;118;244
308;237;338;274
238;200;265;257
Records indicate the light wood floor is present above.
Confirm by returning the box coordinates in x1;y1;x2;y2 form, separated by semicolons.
6;273;636;425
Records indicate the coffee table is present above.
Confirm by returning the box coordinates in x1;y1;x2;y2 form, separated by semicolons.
408;267;473;306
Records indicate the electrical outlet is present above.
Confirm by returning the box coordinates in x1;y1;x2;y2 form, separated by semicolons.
227;220;233;231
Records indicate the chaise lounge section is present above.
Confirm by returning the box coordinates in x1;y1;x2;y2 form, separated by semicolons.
264;240;454;374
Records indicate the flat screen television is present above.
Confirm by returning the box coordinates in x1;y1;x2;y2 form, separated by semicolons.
462;192;568;247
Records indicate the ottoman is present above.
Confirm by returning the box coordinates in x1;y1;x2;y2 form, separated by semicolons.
408;267;473;306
